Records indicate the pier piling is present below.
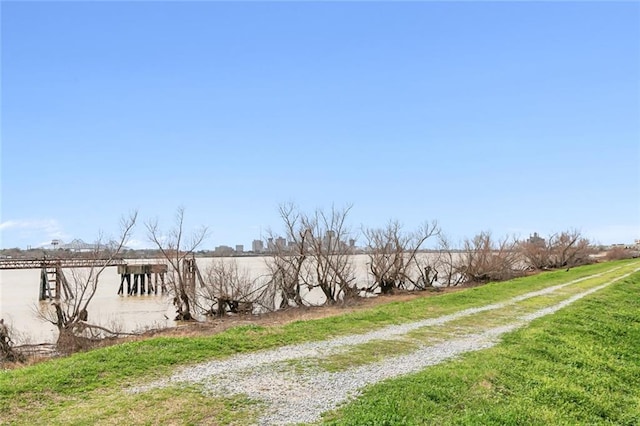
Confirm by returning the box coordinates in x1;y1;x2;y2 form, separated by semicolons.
117;264;168;296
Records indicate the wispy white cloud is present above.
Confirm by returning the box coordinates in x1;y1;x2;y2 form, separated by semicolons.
0;219;70;248
1;219;59;233
0;220;27;231
125;238;154;250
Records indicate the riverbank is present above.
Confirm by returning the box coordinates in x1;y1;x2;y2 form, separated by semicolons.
1;259;638;424
1;285;460;368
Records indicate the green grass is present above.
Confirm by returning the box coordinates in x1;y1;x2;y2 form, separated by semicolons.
0;259;637;424
280;338;421;375
321;270;640;425
299;263;639;373
425;269;626;334
7;385;262;425
317;339;420;372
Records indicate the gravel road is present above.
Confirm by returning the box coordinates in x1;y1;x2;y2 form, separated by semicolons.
131;267;635;425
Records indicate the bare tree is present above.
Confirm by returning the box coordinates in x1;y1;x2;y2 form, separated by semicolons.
0;318;24;362
518;235;550;270
147;207;208;320
405;222;442;290
519;230;594;270
605;246;639;261
303;205;357;304
39;212;137;352
432;234;465;287
456;231;522;283
548;230;594;268
265;203;312;309
199;259;258;317
363;220;440;294
265;204;357;306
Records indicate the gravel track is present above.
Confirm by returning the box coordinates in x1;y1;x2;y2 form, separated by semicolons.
131;267;636;425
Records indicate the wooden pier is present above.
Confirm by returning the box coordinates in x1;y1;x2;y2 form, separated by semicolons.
117;264;168;295
0;257;168;300
39;263;74;300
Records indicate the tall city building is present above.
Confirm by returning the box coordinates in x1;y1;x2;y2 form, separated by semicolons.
252;239;264;253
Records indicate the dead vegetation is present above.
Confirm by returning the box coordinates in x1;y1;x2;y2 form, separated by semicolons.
265;203;358;308
457;232;523;283
147;207;208;321
2;285;466;369
0;318;25;363
518;230;594;270
363;220;441;293
605;246;639;261
37;213;138;354
5;200;605;364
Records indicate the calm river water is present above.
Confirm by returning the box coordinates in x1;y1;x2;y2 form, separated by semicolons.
0;255;374;344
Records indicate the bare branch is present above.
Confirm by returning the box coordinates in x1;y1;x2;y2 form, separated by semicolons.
36;212;138;353
518;229;594;270
146;207;209;320
363;220;440;293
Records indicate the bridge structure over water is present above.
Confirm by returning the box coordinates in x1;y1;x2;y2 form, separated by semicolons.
0;257;168;300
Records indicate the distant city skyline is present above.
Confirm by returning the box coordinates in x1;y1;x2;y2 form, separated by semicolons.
5;231;639;256
1;2;639;249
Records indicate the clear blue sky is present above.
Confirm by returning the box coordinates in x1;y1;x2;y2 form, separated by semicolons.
1;1;639;249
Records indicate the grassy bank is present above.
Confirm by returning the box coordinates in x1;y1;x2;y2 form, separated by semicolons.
322;267;640;425
1;259;637;424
